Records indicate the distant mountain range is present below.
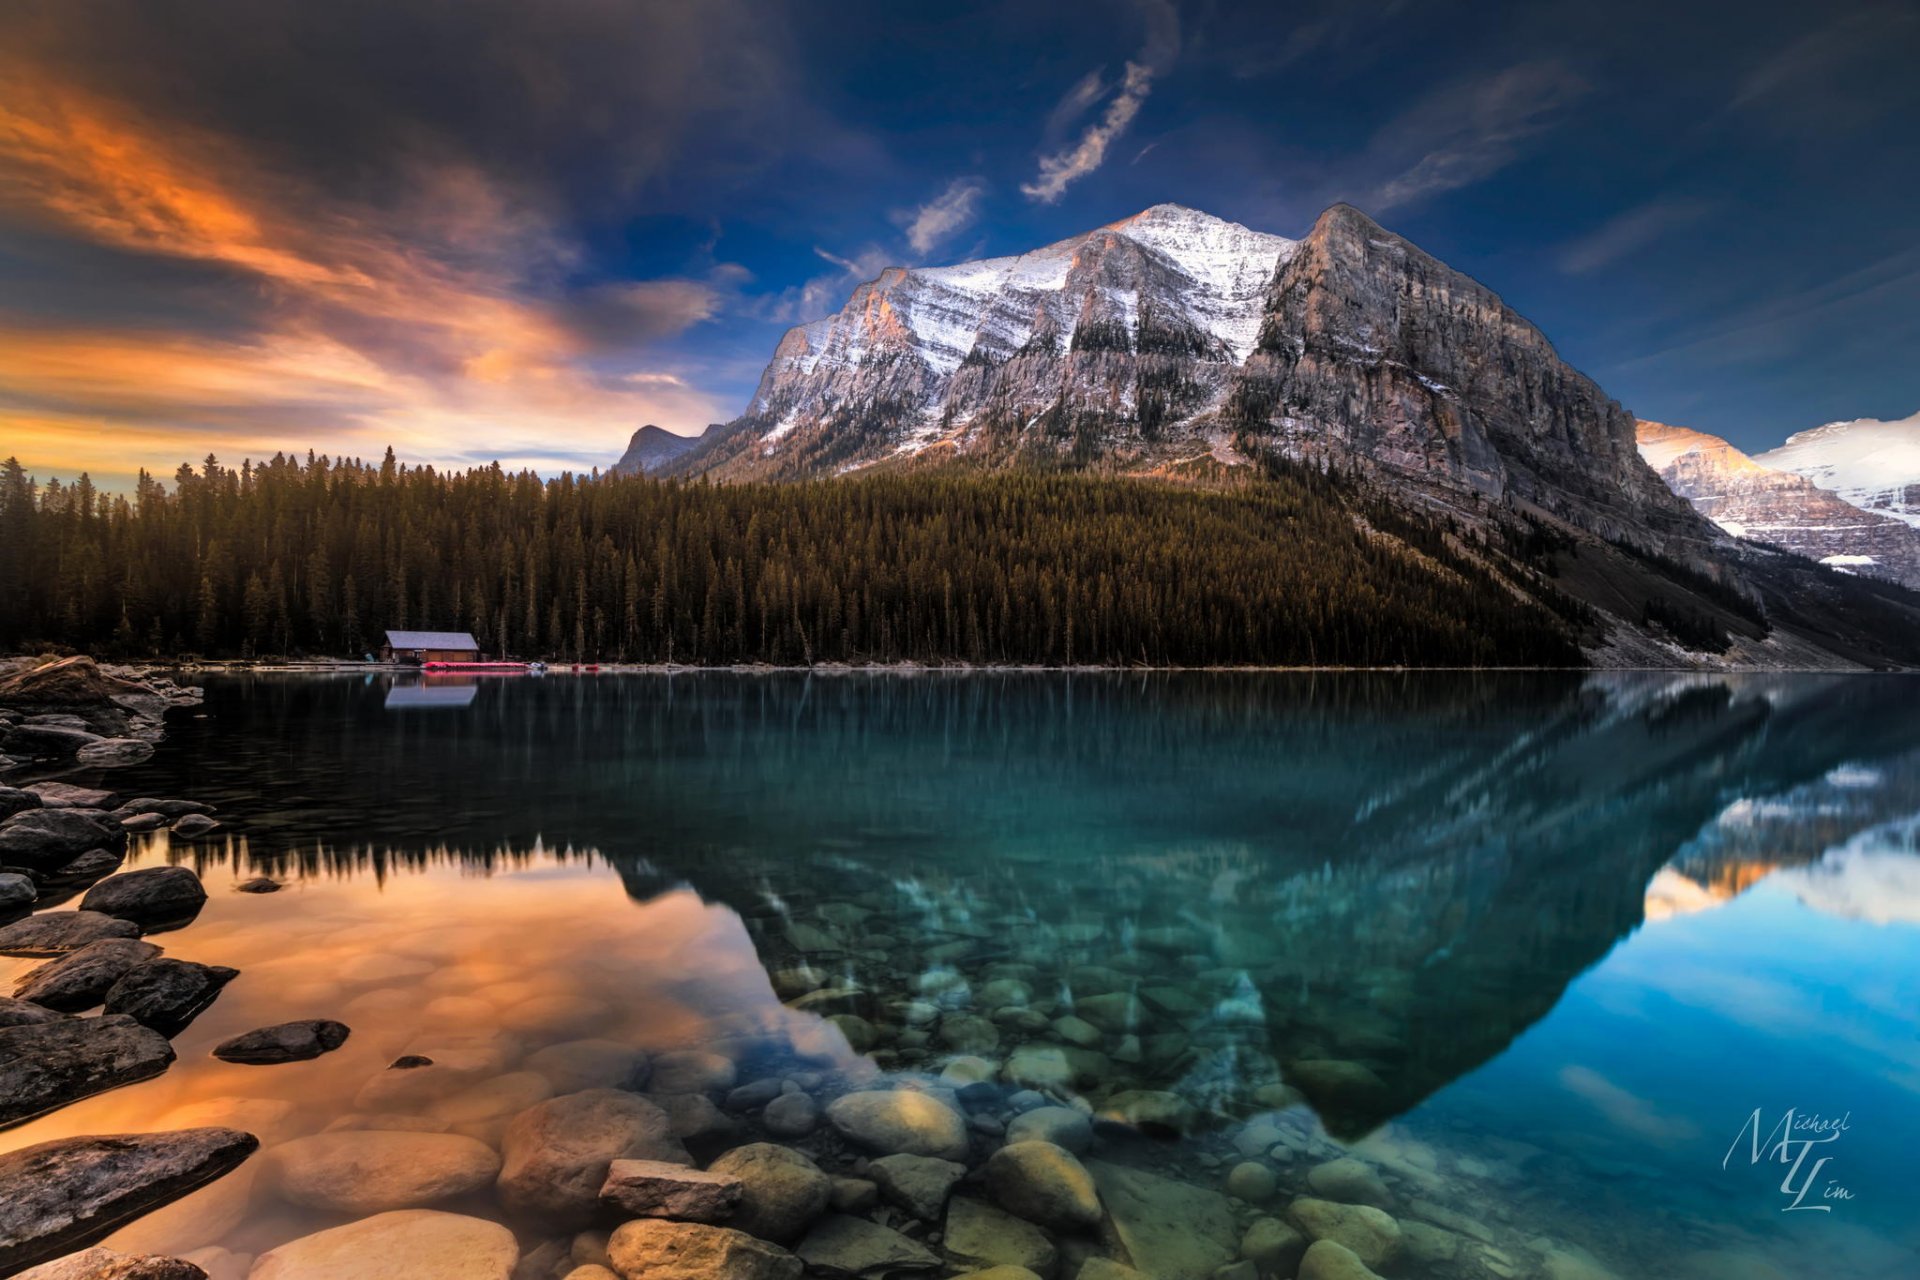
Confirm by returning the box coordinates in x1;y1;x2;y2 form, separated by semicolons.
614;202;1920;669
611;423;706;475
1637;420;1920;589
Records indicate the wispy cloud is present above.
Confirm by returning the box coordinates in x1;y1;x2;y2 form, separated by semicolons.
1365;61;1590;213
1560;197;1714;274
901;177;985;256
1021;0;1180;204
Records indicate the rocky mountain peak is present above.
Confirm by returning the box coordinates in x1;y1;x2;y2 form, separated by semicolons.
612;424;705;476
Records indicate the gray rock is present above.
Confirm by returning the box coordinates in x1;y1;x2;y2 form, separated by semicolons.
119;814;168;833
103;959;239;1036
761;1091;817;1138
794;1215;940;1278
39;851;125;889
111;801;213;821
0;809;124;872
606;1220;800;1280
14;1245;207;1279
167;816;219;841
1297;1239;1383;1280
827;1177;876;1213
0;1128;257;1274
869;1153;966;1221
497;1089;690;1229
24;784;116;810
1240;1218;1307;1274
942;1199;1056;1277
1284;1200;1400;1272
0;996;66;1029
725;1078;786;1111
1004;1106;1093;1154
599;1159;742;1223
825;1090;970;1161
1224;1161;1277;1204
81;869;207;928
212;1020;349;1064
13;939;162;1012
0;872;38;911
1304;1157;1393;1209
76;739;155;767
0;787;42;821
706;1143;831;1243
0;1014;174;1128
986;1141;1102;1232
264;1131;502;1214
233;877;281;894
3;726;104;761
1088;1161;1238;1280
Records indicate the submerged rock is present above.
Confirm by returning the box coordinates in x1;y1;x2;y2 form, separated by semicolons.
497;1089;690;1229
23;784;116;810
0;996;66;1028
761;1092;817;1138
166;816;219;841
102;960;238;1036
526;1039;650;1094
793;1214;940;1278
211;1020;349;1065
942;1198;1056;1277
986;1141;1102;1232
111;801;213;821
649;1050;736;1095
264;1131;501;1214
80;869;207;929
1240;1217;1308;1274
1087;1161;1238;1280
0;1128;257;1275
1305;1157;1393;1209
706;1143;831;1243
1004;1106;1092;1154
599;1159;743;1222
0;911;140;958
1284;1199;1401;1272
606;1220;800;1280
249;1209;517;1280
233;877;281;894
869;1153;967;1222
0;1015;175;1128
825;1090;970;1161
13;1245;206;1279
0;872;40;911
1297;1238;1384;1280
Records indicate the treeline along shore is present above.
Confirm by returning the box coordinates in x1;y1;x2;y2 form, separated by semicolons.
0;453;1581;669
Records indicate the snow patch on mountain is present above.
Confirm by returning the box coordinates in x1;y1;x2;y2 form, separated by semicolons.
1756;410;1920;528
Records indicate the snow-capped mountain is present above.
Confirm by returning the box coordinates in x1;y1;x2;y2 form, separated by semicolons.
1756;410;1920;529
611;424;705;475
674;202;1700;557
1637;421;1920;587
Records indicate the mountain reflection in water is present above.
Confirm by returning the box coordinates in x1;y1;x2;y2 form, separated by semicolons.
9;671;1914;1278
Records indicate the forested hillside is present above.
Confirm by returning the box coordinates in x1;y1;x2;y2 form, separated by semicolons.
0;452;1581;667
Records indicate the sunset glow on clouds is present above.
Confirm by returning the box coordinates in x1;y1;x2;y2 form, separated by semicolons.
3;0;1916;488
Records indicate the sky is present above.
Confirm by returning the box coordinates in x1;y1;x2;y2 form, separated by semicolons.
2;0;1916;489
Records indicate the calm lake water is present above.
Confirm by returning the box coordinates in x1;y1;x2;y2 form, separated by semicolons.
5;672;1918;1279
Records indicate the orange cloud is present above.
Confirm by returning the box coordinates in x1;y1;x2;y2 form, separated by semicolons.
0;66;729;487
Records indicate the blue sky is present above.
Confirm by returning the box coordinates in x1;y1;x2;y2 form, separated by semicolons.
2;0;1916;485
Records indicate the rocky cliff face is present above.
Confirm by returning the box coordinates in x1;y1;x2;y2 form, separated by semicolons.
675;203;1707;556
612;424;705;475
1638;421;1920;587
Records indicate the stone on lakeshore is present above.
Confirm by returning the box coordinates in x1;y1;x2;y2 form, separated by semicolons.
0;995;66;1028
827;1177;876;1213
211;1020;348;1064
986;1141;1101;1233
80;869;206;929
526;1036;652;1097
600;1159;742;1222
0;912;140;958
0;871;37;911
264;1131;501;1214
119;815;167;833
111;801;213;821
606;1220;800;1280
761;1092;818;1138
1305;1157;1393;1209
77;739;155;767
725;1078;785;1111
869;1153;966;1221
13;939;161;1012
165;813;218;841
3;726;104;761
942;1198;1056;1277
1087;1161;1237;1280
649;1050;737;1095
249;1210;517;1280
825;1090;970;1161
429;1071;554;1126
828;1013;876;1052
1284;1200;1401;1271
14;1246;206;1279
497;1089;690;1229
0;810;125;872
41;851;125;889
0;1015;175;1128
1297;1239;1384;1280
1005;1106;1092;1154
1224;1161;1277;1204
103;960;237;1035
706;1143;831;1243
232;878;280;894
24;784;117;810
0;1129;257;1275
793;1214;940;1278
0;787;42;820
1241;1218;1307;1274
